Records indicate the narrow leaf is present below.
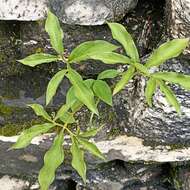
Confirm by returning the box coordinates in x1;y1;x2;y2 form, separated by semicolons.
46;69;67;105
71;136;86;182
28;104;51;121
67;70;98;115
12;123;55;149
79;138;105;160
68;40;118;63
108;22;139;62
55;104;70;120
133;62;150;76
79;126;103;138
59;112;76;124
146;38;189;68
18;53;58;67
66;86;83;112
89;52;132;64
98;69;119;80
45;10;64;54
113;66;135;95
93;80;112;106
159;81;181;114
39;131;64;190
145;78;157;107
153;72;190;90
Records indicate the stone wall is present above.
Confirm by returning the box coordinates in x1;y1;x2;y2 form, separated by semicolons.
0;0;190;189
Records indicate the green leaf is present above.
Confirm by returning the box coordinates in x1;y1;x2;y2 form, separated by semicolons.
93;80;112;106
46;69;67;105
79;126;103;138
71;136;86;183
88;52;132;64
55;104;70;120
59;112;76;124
153;72;190;90
28;104;51;121
145;78;157;107
84;79;95;88
159;81;181;114
39;131;64;190
107;22;139;62
67;70;98;115
18;53;59;67
78;138;105;160
133;62;150;76
45;10;64;54
68;40;118;63
98;69;119;80
12;123;55;149
145;38;189;68
113;66;135;95
66;86;83;112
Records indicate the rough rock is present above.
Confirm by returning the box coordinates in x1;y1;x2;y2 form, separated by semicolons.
166;0;190;53
0;0;138;25
0;175;29;190
49;0;138;25
0;0;47;21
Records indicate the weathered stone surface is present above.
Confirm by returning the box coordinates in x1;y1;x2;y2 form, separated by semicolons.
49;0;138;25
0;0;47;21
166;0;190;53
0;175;29;190
0;0;138;25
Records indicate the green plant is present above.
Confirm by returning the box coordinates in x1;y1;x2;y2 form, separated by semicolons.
11;10;189;190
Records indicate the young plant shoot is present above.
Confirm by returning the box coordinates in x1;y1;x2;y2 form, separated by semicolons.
12;10;189;190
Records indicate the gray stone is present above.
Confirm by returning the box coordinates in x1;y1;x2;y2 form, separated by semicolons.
166;0;190;53
0;0;47;21
0;0;138;25
49;0;138;25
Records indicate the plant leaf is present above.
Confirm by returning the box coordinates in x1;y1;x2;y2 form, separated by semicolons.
88;52;132;64
98;69;119;80
28;104;51;121
78;138;105;160
67;70;98;115
18;53;58;67
46;69;67;105
84;79;95;88
70;136;86;183
55;104;70;120
79;126;103;138
145;38;189;68
159;81;181;114
93;80;112;106
39;131;64;190
113;66;135;95
107;22;139;62
153;72;190;90
45;10;64;54
66;86;83;112
133;62;150;76
145;78;157;107
68;40;118;63
12;123;55;149
59;112;76;124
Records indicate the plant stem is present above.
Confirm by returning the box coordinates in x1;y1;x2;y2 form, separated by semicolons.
89;99;100;125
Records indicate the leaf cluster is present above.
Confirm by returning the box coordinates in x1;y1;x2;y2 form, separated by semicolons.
13;10;189;190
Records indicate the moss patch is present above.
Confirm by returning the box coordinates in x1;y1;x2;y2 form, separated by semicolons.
0;119;43;136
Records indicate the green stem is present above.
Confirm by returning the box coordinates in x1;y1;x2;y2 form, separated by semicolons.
89;99;100;125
